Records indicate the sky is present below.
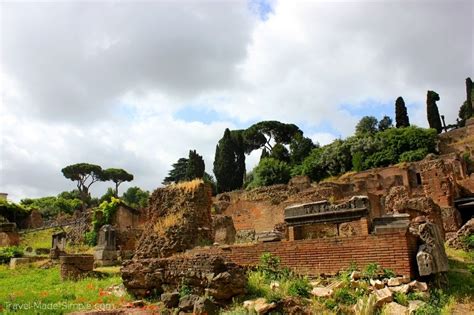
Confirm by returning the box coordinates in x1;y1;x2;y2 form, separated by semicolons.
0;0;473;202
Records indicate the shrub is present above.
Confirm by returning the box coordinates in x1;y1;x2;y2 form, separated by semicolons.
333;287;357;306
394;292;409;306
362;263;380;279
246;270;268;298
287;277;312;298
248;158;291;188
399;148;429;162
0;246;23;264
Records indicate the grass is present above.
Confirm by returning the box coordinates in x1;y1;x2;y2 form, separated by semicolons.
20;228;62;250
0;264;132;314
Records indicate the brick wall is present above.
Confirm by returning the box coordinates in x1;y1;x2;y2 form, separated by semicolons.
191;231;418;278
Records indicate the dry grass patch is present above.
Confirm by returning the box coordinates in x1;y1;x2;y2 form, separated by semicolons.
153;211;184;236
170;178;204;193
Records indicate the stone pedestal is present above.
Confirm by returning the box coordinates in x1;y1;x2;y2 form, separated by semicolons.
94;225;117;266
60;254;94;281
50;231;67;259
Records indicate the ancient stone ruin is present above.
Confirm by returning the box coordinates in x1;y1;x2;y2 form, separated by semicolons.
122;254;246;299
121;182;248;300
60;254;94;281
132;182;213;259
50;231;67;259
284;196;370;240
94;224;118;266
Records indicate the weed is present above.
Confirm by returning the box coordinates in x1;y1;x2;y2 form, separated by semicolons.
382;268;395;278
333;287;357;306
0;246;23;264
179;280;192;297
393;292;409;306
362;263;379;279
286;277;312;298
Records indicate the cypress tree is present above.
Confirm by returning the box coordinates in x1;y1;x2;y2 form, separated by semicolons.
213;129;243;193
427;90;443;134
395;97;410;128
466;77;473;118
185;150;205;180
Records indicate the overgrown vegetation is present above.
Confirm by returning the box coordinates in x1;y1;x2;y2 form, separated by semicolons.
20;191;82;219
0;246;23;264
0;199;31;223
84;197;121;246
245;253;311;303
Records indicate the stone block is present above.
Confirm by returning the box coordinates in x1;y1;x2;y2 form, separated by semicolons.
60;254;94;281
373;287;393;307
9;257;45;269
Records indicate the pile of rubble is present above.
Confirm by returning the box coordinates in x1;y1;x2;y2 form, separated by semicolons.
242;274;429;315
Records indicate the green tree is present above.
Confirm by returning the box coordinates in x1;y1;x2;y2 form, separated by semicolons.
395;97;410;128
103;168;134;196
20;190;82;218
426;90;443;133
61;163;105;210
289;134;315;165
185;150;205;180
270;143;290;163
162;158;189;185
121;186;150;209
465;77;473;118
248;158;291;188
355;116;378;135
378;116;393;131
243;121;302;153
459;78;474;127
214;128;245;192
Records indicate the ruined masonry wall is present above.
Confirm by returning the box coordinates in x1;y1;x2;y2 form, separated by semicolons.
190;232;418;278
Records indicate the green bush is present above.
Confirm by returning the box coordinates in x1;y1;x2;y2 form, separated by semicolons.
394;292;409;306
0;246;23;264
399;148;429;162
362;263;380;279
248;158;291;188
333;287;357;305
287;277;311;298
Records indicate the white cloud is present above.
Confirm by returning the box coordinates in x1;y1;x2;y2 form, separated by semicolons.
0;0;472;201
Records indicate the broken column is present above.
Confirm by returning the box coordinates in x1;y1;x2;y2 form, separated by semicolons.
411;221;449;277
94;224;117;266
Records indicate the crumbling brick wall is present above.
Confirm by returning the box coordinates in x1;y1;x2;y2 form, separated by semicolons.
220;184;344;233
189;231;418;278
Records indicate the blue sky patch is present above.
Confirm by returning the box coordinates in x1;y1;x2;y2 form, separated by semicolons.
248;0;274;21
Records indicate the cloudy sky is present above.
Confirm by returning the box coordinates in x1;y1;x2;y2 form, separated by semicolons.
0;0;472;201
